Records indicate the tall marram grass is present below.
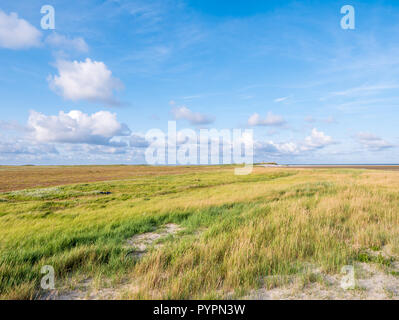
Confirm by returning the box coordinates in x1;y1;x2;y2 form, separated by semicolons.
1;166;399;299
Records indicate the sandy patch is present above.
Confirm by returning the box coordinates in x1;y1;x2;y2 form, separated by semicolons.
244;261;399;300
42;223;182;300
125;223;182;258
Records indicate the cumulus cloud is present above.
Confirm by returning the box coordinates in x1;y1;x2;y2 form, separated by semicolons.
256;141;299;155
256;128;335;156
46;32;89;53
303;128;334;150
0;10;41;49
48;58;123;104
28;110;131;146
355;132;393;151
171;106;214;125
248;112;285;126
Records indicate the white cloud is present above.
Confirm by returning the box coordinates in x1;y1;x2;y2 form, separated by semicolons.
28;110;130;145
248;112;285;126
256;141;299;155
256;128;335;156
0;120;27;132
303;128;334;150
331;84;399;97
130;134;149;148
0;10;41;49
46;32;89;53
171;106;214;125
48;58;123;104
0;140;58;155
74;144;127;155
274;97;288;103
355;132;393;151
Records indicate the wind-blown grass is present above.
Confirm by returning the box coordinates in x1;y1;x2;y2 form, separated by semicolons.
1;166;399;299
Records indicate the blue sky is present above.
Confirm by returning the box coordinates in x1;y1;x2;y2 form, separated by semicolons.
0;0;399;164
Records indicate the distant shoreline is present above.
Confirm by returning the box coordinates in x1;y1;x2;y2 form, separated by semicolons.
259;164;399;170
1;163;399;168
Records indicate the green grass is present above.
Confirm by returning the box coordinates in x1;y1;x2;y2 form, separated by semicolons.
1;167;399;299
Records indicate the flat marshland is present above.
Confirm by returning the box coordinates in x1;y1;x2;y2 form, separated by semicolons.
1;165;399;299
